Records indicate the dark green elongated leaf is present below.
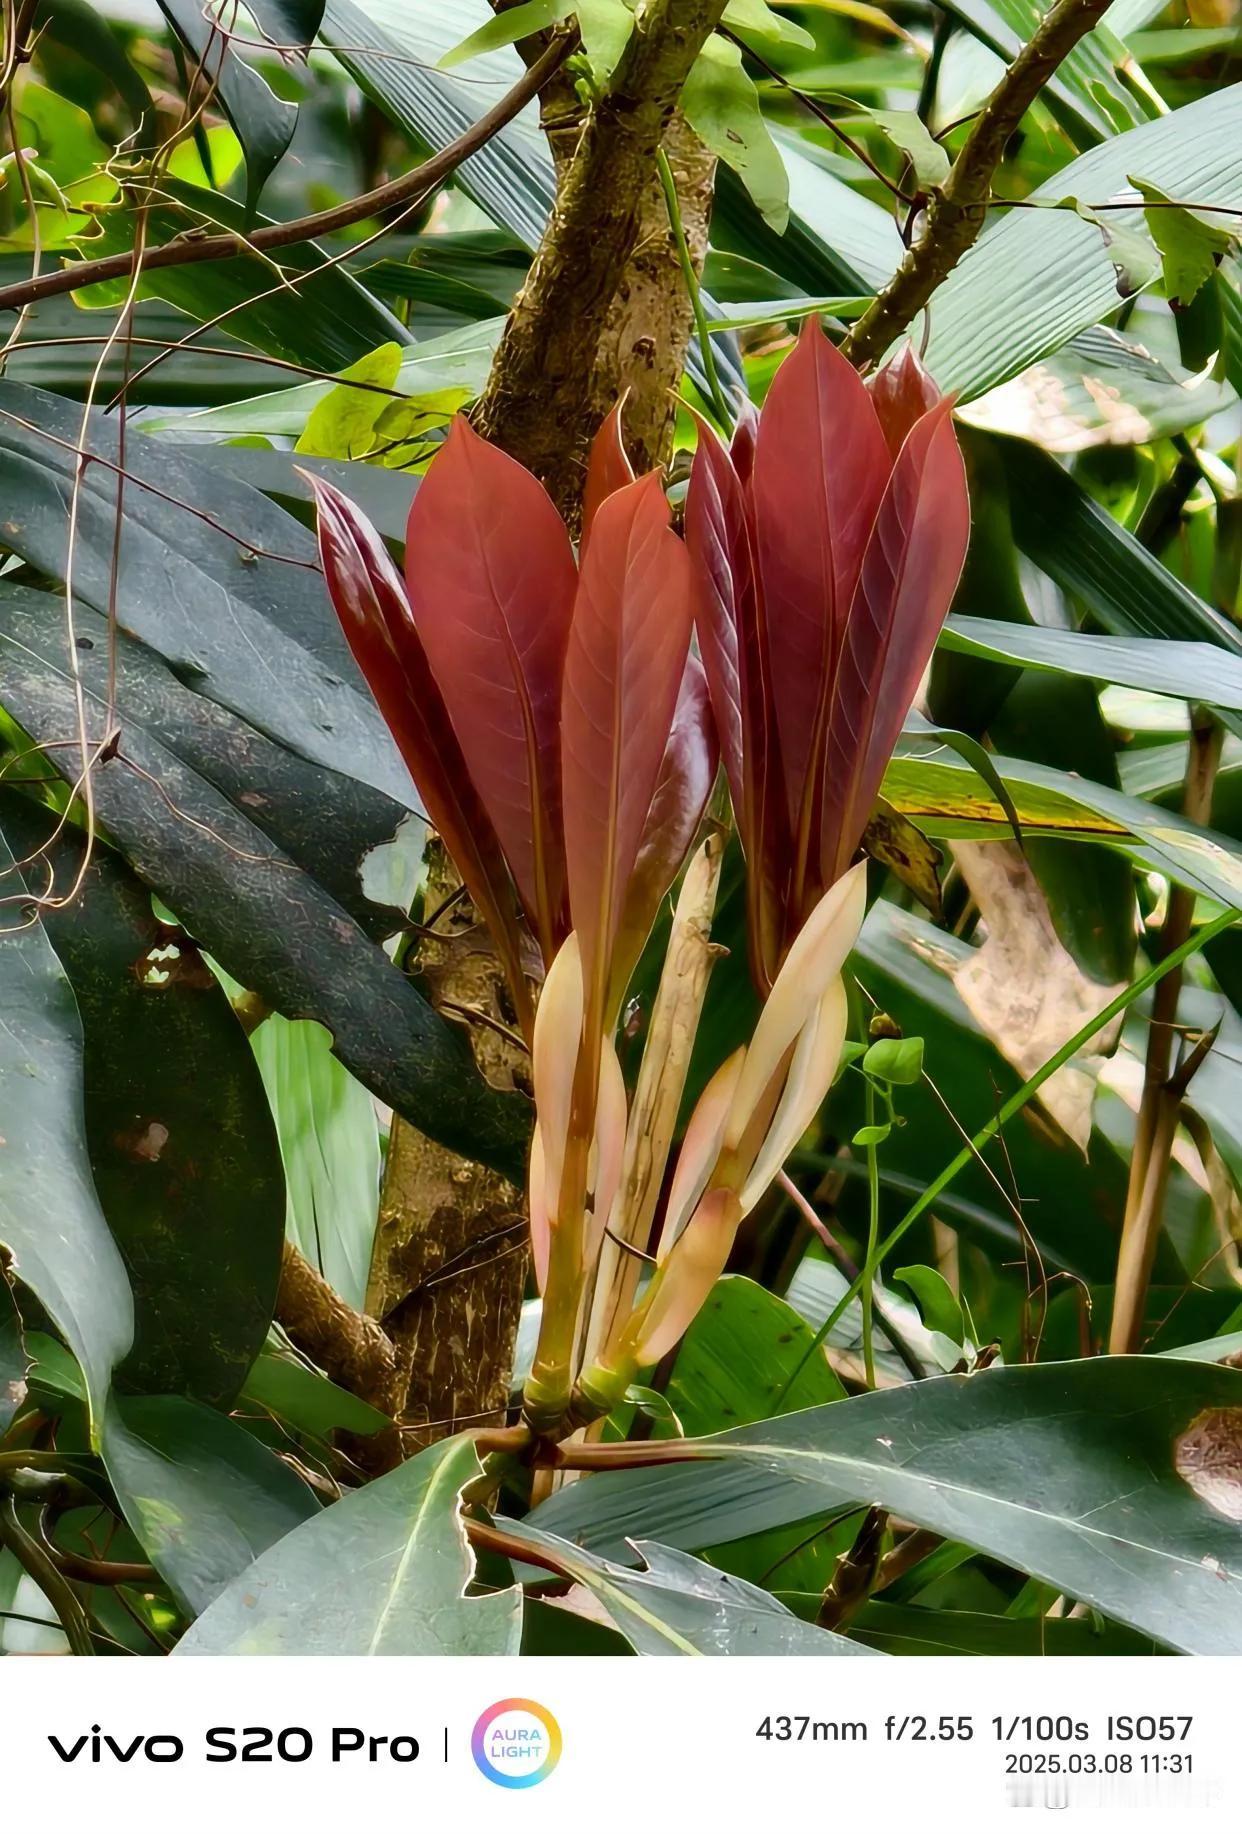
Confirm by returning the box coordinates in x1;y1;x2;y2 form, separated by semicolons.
0;831;133;1440
246;0;326;51
943;615;1242;708
904;712;1025;848
503;1526;878;1656
175;1435;521;1654
0;620;529;1181
991;431;1242;662
78;180;411;371
0;586;414;940
0;793;285;1408
102;1394;317;1615
33;0;155;137
156;0;297;217
321;0;553;252
529;1357;1242;1654
0;381;415;809
851;1601;1157;1656
240;1347;389;1440
0;1276;28;1437
925;87;1242;400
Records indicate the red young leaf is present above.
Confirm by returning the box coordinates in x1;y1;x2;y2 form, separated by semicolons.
750;319;890;862
607;653;719;1020
561;472;696;1043
308;474;531;1027
404;415;577;961
821;399;969;886
686;418;787;987
581;400;635;555
868;344;941;459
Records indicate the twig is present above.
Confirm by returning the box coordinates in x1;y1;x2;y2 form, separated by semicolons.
1110;711;1223;1353
276;1240;396;1407
0;31;577;318
656;145;731;429
842;0;1114;370
0;1496;94;1656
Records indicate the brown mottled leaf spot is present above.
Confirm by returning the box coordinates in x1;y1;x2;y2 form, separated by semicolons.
1175;1407;1242;1523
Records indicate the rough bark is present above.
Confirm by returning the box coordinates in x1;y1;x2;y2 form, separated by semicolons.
474;0;727;516
365;842;531;1452
276;1240;396;1406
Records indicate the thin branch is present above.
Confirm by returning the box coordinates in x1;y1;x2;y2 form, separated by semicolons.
0;30;577;319
842;0;1114;370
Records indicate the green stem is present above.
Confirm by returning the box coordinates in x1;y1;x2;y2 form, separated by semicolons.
0;1497;94;1657
862;1077;880;1391
656;145;732;432
780;904;1241;1400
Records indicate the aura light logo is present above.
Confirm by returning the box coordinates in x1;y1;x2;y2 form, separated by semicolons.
471;1700;561;1789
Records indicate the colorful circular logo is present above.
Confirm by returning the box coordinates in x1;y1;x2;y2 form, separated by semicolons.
471;1699;561;1789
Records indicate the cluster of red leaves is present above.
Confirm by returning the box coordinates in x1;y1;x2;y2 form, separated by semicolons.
687;318;970;989
309;413;717;1048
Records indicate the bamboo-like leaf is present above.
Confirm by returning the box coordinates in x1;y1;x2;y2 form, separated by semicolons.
309;475;529;1022
530;934;585;1287
561;474;697;1036
608;656;719;1020
821;401;970;886
404;418;576;957
750;319;890;843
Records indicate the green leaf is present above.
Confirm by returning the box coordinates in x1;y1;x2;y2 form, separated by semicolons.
0;383;414;809
249;1017;381;1314
0;593;529;1183
863;108;950;191
852;1122;892;1146
156;0;297;218
505;1526;879;1655
893;1264;965;1344
246;0;326;51
0;828;133;1441
174;1435;522;1654
1073;200;1162;297
683;36;789;234
440;0;566;68
102;1394;318;1615
148;319;502;441
722;0;813;45
903;712;1025;848
0;1276;29;1437
0;794;286;1407
294;342;405;461
1133;175;1237;307
863;1036;924;1085
528;1357;1242;1653
942;615;1242;710
852;1600;1156;1655
241;1346;390;1439
664;1277;846;1440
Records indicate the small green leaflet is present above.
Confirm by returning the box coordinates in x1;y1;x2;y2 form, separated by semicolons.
683;35;789;233
1070;199;1161;297
863;109;950;191
863;1036;924;1084
1130;175;1238;307
439;0;567;68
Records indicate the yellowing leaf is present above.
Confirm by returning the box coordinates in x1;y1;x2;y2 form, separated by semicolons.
295;343;403;460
